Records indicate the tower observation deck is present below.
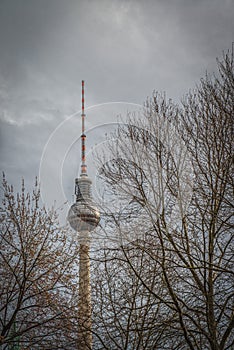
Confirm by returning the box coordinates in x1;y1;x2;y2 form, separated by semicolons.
67;81;100;350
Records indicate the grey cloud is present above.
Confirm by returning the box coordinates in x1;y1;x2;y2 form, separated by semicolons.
0;0;233;200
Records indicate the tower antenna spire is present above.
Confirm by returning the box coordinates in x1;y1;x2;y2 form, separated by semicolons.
81;80;87;176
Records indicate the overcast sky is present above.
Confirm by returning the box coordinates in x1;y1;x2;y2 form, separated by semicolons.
0;0;233;218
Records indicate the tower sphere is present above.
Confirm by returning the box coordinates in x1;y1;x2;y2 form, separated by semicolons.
68;201;100;232
68;176;100;233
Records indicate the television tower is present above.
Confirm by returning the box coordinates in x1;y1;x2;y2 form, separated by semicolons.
67;81;100;350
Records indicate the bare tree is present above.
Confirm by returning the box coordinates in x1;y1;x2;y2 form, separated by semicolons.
0;175;80;349
90;241;174;350
94;49;234;349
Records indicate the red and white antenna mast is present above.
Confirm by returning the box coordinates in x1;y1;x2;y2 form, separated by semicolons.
81;80;87;176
